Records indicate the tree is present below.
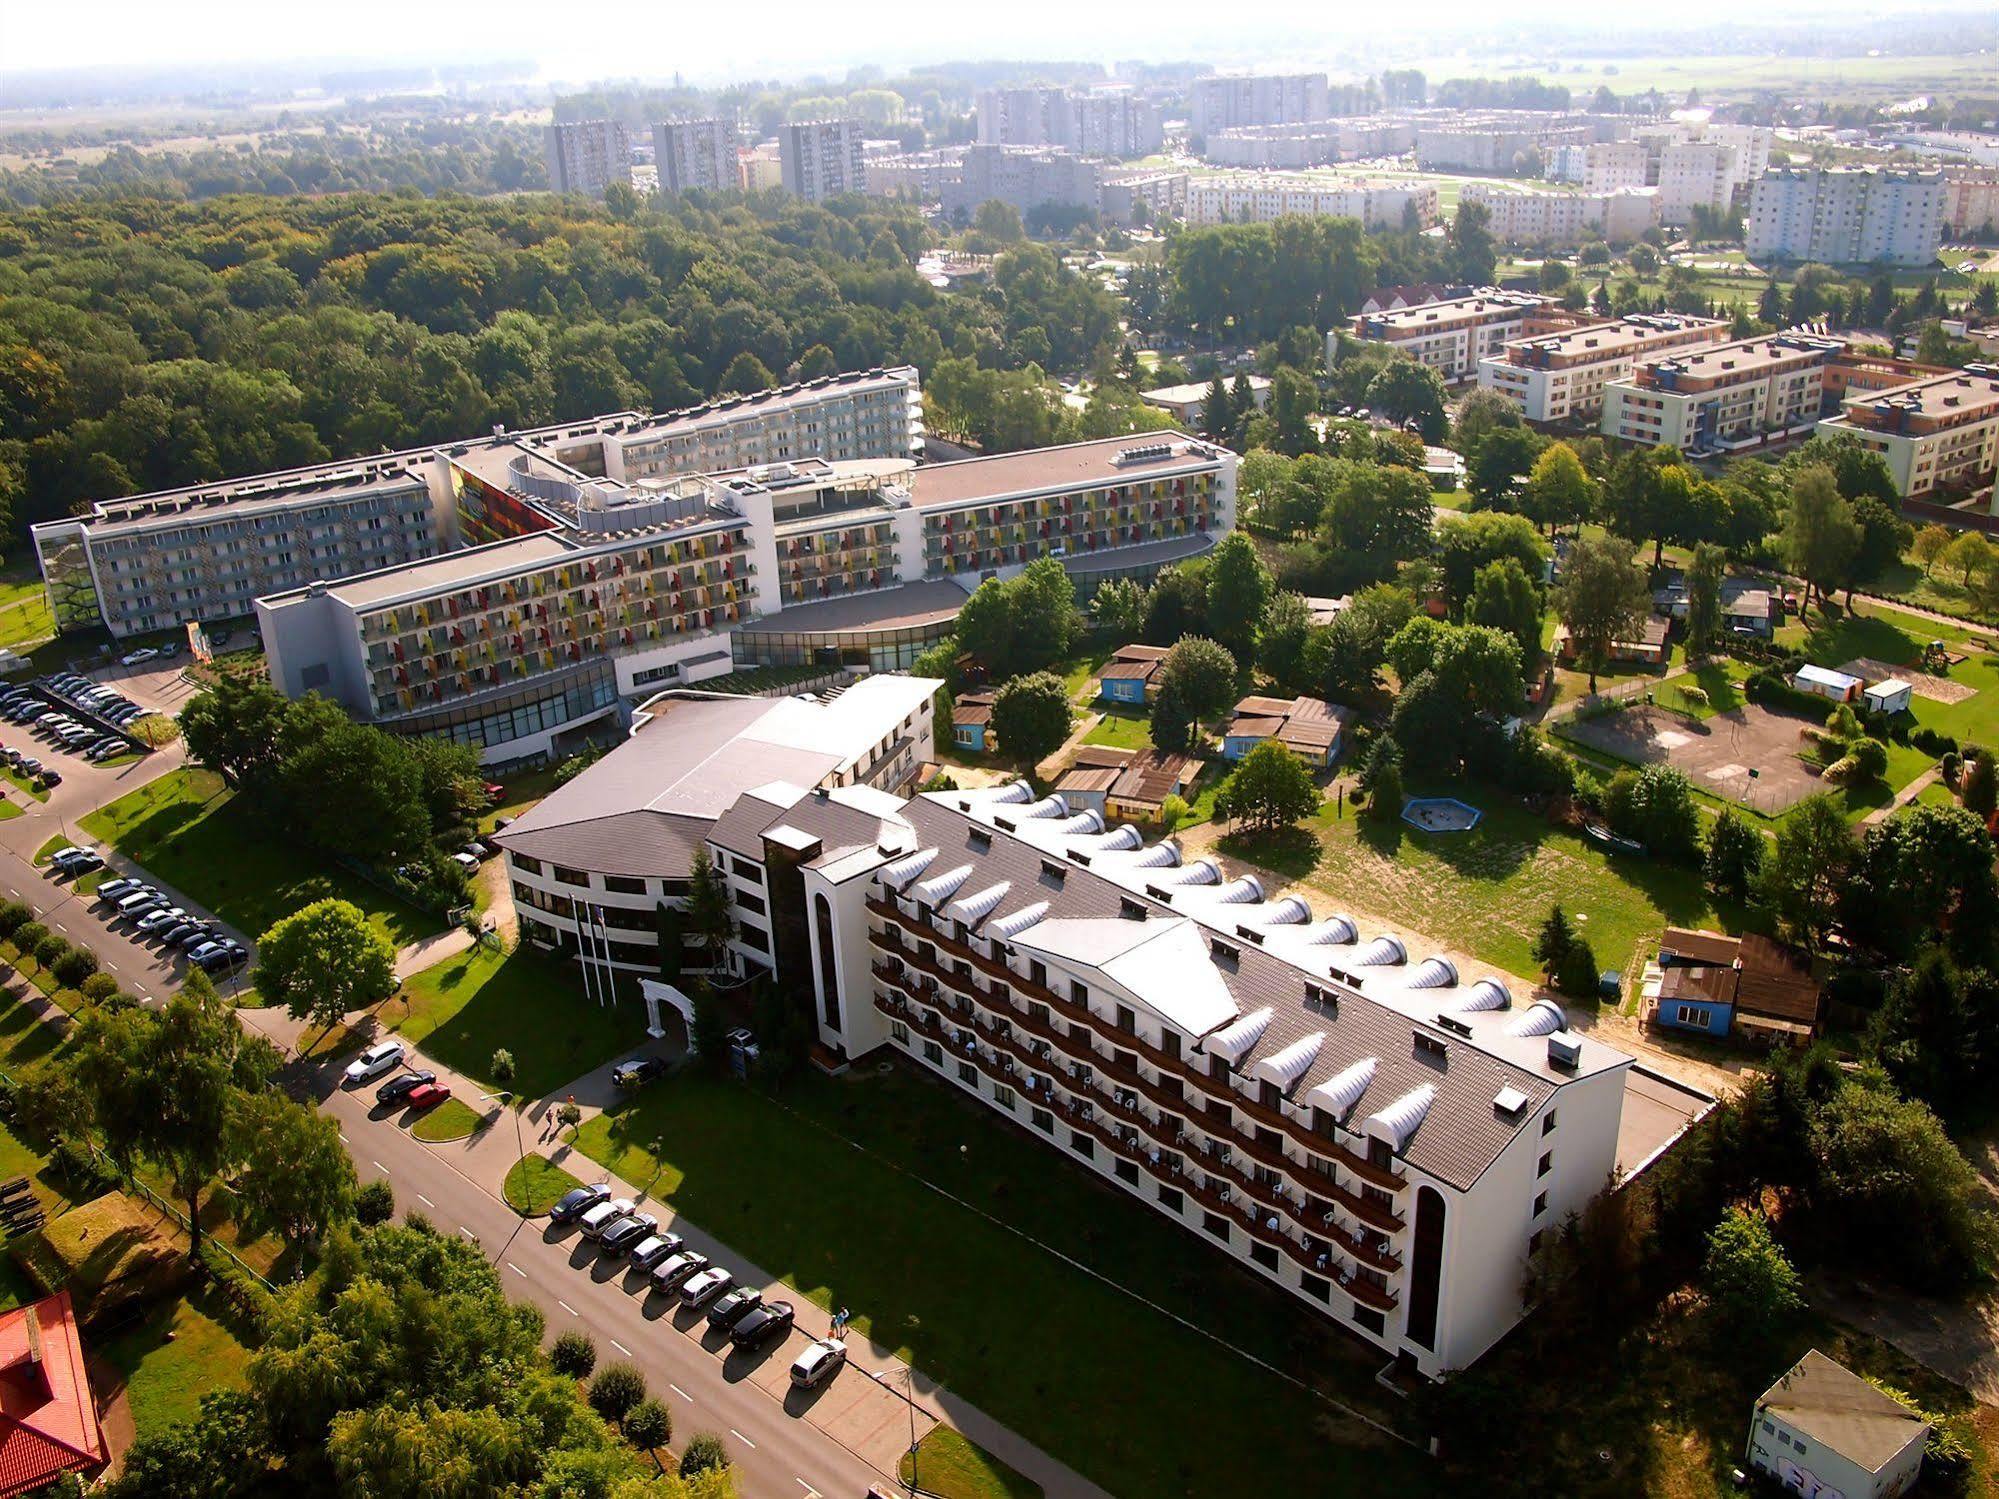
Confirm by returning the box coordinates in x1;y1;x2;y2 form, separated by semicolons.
1466;425;1543;510
1843;803;1998;961
1364;359;1448;443
1910;523;1952;578
1781;466;1860;613
356;1179;395;1227
1704;807;1764;902
1760;792;1856;947
1684;542;1726;658
1142;563;1209;644
1941;531;1993;589
990;671;1072;767
679;1433;730;1479
1435;510;1547;613
1200;374;1233;441
230;1089;357;1250
1466;557;1542;669
551;1330;598;1378
1358;736;1404;820
1090;577;1147;637
1149;677;1195;754
1316;457;1438;568
588;1363;648;1427
954;558;1082;676
1258;591;1316;693
623;1397;673;1452
1604;765;1702;859
1157;637;1240;726
1867;947;1999;1119
1521;442;1596;535
1204;533;1274;669
1214;742;1320;832
1553;533;1651;693
1555;937;1599;998
1267;367;1319;454
1845;497;1912;607
179;676;293;793
718;351;775;394
1452;387;1522;460
1533;905;1574;979
252;899;397;1046
1701;1208;1803;1339
684;847;735;969
1963;753;1997;820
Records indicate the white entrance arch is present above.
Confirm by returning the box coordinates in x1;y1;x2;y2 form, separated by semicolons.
639;979;696;1049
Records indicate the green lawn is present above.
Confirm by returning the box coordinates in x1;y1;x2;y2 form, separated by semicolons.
1056;641;1120;703
1303;788;1755;983
410;1096;484;1143
503;1154;581;1215
570;1069;1434;1499
79;768;436;948
0;766;49;803
0;571;54;651
901;1427;1043;1499
1081;706;1152;751
388;944;645;1098
1655;658;1750;720
482;765;564;834
95;1289;252;1437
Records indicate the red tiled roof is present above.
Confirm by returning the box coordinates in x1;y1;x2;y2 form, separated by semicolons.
0;1293;106;1498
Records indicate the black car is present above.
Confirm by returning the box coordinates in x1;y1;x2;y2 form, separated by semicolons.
197;943;247;974
729;1301;796;1351
705;1286;763;1332
159;920;202;947
611;1056;668;1088
170;924;217;950
598;1215;659;1257
374;1069;437;1108
549;1184;611;1225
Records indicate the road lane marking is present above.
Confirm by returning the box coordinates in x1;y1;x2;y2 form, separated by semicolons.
337;1132;348;1143
370;1161;388;1175
417;1193;435;1207
668;1384;691;1402
457;1226;477;1242
508;1263;526;1278
796;1481;820;1497
730;1430;756;1451
557;1300;577;1316
609;1339;631;1357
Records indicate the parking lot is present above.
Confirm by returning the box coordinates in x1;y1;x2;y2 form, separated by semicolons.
1562;701;1826;815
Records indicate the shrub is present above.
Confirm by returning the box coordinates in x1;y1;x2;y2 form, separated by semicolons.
1701;1207;1802;1339
0;902;29;940
550;1329;597;1378
10;923;48;961
197;1240;275;1339
679;1433;730;1478
31;931;66;969
51;948;97;988
1850;737;1888;780
78;973;119;1005
622;1396;672;1451
354;1180;395;1227
1159;793;1189;830
588;1362;646;1425
1556;937;1599;999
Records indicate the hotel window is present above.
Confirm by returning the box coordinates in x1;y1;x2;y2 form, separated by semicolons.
891;1021;909;1045
1538;1152;1552;1178
512;855;544;876
993;1085;1015;1111
957;1062;976;1087
1203;1212;1230;1241
1031;1108;1053;1134
1533;1192;1548;1217
603;875;646;896
1115;1159;1139;1185
1352;1305;1386;1335
1156;1185;1183;1213
1249;1243;1278;1271
1071;1131;1094;1159
923;1041;942;1065
553;866;590;888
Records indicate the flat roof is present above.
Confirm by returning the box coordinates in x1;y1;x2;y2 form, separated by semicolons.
1500;314;1724;363
1357;291;1550;332
1629;334;1845;385
1614;1067;1713;1181
735;579;972;637
49;458;430;537
1840;367;1999;420
305;533;579;611
1140;377;1269;405
905;434;1223;511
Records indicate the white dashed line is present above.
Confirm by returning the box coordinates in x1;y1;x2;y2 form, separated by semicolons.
337;1132;348;1144
668;1384;692;1402
796;1481;820;1497
370;1161;388;1175
417;1193;435;1208
609;1339;631;1357
557;1300;578;1316
507;1263;526;1278
730;1429;756;1451
457;1226;477;1242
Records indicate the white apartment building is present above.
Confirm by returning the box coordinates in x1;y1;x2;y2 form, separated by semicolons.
546;120;632;198
1582;141;1650;194
1348;290;1558;382
1943;168;1999;238
1817;364;1999;500
976;87;1071;147
974;88;1162;159
653;118;742;195
1478;314;1731;424
1600;333;1846;454
1746;167;1946;268
1657;140;1741;225
1191;75;1330;136
1185;176;1440;230
1697;122;1774;182
779;120;868;202
1205;118;1419;170
865;150;965;202
1460;183;1660;246
1102;170;1187;226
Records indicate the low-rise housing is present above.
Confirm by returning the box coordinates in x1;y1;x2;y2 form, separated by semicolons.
1552;613;1670;666
1139;377;1270;430
1644;928;1824;1043
1095;643;1172;705
1223;694;1352;766
951;691;995;753
1059;745;1202;822
1748;1350;1926;1499
1478;314;1730;424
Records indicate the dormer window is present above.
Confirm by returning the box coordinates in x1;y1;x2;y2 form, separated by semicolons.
968;830;991;852
1209;938;1239;964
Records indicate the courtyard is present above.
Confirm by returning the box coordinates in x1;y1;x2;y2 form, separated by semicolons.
1561;701;1830;815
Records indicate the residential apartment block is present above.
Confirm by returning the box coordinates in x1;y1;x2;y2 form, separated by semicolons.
1746;167;1946;268
1204;118;1419;170
943;145;1106;223
1816;365;1999;500
1190;74;1330;137
653;118;742;195
1478;314;1731;424
1656;140;1740;224
974;87;1162;159
546;120;632;198
976;87;1072;147
1347;290;1561;382
1458;183;1659;246
779;120;868;202
1581;140;1650;194
1943;168;1999;238
1185;176;1439;230
1599;334;1849;455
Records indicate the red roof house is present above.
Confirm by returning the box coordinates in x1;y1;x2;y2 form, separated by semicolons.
0;1292;107;1497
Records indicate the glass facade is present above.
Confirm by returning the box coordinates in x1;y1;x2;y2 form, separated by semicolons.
384;660;618;751
733;618;955;672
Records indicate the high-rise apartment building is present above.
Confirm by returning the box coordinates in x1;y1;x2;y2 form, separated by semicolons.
1746;167;1946;268
652;118;742;195
779;119;868;202
1581;141;1649;194
1459;184;1660;247
1656;140;1741;225
1185;176;1439;231
1190;74;1329;136
1943;168;1999;238
943;146;1105;223
545;120;632;198
974;88;1162;159
976;87;1071;147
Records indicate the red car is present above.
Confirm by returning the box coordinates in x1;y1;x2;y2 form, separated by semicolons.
404;1081;451;1111
483;782;505;804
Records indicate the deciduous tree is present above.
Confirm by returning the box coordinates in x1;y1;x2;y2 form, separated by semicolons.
1553;533;1650;693
990;671;1072;767
1204;532;1273;670
1782;466;1860;613
1214;741;1320;831
252;899;397;1045
1466;557;1543;669
230;1088;357;1250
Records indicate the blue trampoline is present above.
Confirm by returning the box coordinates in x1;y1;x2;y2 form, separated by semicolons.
1402;797;1482;833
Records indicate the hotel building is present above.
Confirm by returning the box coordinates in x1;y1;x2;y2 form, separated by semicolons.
1477;314;1730;425
1600;334;1847;455
1347;291;1561;382
1816;365;1999;501
653;119;743;195
508;765;1703;1376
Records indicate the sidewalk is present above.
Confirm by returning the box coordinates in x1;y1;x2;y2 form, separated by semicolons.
1862;765;1946;827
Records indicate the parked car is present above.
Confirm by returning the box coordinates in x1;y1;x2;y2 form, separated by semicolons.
626;1232;685;1270
51;847;101;874
119;648;157;667
343;1040;407;1086
578;1197;636;1240
115;890;162;918
611;1056;668;1089
403;1082;451;1111
96;878;143;902
197;943;248;974
450;851;479;873
679;1266;733;1308
705;1286;763;1332
169;925;218;950
548;1184;611;1225
186;938;231;962
136;906;188;934
159;920;203;947
597;1214;659;1257
483;782;505;804
729;1301;795;1352
789;1337;848;1389
373;1069;436;1108
650;1251;709;1293
39;771;60;788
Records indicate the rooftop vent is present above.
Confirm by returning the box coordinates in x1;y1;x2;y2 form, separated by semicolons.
1493;1085;1530;1117
1548;1032;1582;1071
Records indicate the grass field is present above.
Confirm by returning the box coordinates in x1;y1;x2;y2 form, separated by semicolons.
1081;706;1152;750
502;1154;581;1215
79;768;436;948
386;944;644;1099
96;1289;252;1437
571;1069;1433;1499
410;1096;484;1143
901;1427;1043;1499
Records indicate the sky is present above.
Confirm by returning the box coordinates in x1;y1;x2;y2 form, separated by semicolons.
3;0;1990;85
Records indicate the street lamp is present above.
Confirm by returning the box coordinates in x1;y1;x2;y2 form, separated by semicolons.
898;1363;920;1496
479;1087;529;1257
